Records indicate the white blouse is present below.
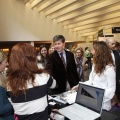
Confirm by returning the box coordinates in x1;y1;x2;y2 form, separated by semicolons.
84;64;116;111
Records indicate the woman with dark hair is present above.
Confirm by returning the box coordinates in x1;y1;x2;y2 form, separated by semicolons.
0;50;14;120
37;44;48;69
7;43;56;120
72;41;116;111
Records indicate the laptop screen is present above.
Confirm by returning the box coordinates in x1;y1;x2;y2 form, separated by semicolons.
76;83;104;113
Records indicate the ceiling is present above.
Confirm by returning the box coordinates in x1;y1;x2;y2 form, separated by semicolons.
23;0;120;37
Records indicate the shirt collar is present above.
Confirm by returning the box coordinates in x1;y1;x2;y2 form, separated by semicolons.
57;50;65;55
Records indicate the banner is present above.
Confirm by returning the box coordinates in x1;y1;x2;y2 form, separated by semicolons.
112;27;120;33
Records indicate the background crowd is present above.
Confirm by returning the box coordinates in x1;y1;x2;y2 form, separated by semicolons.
0;35;120;120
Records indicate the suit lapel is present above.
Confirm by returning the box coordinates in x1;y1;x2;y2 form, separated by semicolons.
54;50;67;71
65;50;69;69
113;50;119;66
54;51;64;66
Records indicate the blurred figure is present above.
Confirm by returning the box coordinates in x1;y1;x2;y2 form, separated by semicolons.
40;44;48;58
114;42;120;56
49;44;55;54
72;41;116;111
7;43;56;120
74;47;88;81
0;50;14;120
46;35;79;94
37;44;48;69
65;47;70;51
85;47;92;69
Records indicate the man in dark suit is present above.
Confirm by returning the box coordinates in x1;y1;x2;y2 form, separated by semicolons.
106;37;120;106
46;35;79;94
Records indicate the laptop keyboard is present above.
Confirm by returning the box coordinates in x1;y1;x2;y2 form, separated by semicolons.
61;103;100;120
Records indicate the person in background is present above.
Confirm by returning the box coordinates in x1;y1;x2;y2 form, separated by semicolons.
37;44;49;69
46;35;79;95
72;41;116;111
0;50;14;120
74;47;88;81
85;47;92;69
106;37;120;107
114;42;120;56
49;44;55;54
7;43;56;120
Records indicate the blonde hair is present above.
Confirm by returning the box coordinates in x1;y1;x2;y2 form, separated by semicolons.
0;50;7;88
75;47;84;53
0;73;6;88
0;50;7;64
49;44;55;54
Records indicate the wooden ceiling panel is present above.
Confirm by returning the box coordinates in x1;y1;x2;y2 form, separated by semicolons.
68;11;120;29
30;0;43;9
40;0;65;13
80;31;97;36
73;17;120;32
74;17;120;31
56;0;120;22
79;22;120;36
77;22;120;35
24;0;31;4
45;0;77;16
50;0;98;19
62;4;120;26
23;0;120;38
37;0;58;12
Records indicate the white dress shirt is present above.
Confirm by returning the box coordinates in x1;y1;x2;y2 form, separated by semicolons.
58;50;67;64
111;50;115;66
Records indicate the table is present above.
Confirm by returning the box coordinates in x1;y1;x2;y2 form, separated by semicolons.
49;94;117;120
98;110;117;120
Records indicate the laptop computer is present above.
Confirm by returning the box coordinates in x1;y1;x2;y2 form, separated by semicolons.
59;82;105;120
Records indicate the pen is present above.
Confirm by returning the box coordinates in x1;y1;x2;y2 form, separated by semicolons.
60;97;66;102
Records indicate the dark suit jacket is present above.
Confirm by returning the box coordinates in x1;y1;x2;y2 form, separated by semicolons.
46;50;79;94
113;50;120;83
0;86;14;120
113;50;120;100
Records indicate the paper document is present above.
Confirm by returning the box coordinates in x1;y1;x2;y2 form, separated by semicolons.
60;90;77;104
48;90;77;104
52;96;67;104
48;95;53;100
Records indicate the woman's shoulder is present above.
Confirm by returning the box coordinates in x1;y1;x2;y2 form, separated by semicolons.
35;73;50;85
0;86;4;89
106;64;114;68
0;86;5;93
35;73;50;80
105;64;115;71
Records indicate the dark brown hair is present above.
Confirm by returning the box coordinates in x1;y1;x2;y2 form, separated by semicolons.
39;44;48;57
7;43;45;96
93;41;114;74
53;35;65;43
